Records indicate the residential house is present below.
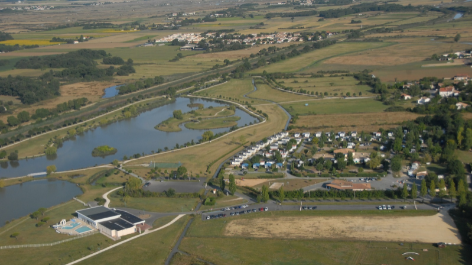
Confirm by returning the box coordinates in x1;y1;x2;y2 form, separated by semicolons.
456;102;469;110
338;131;346;137
401;94;411;100
293;133;300;138
302;132;310;138
439;86;459;97
351;131;357;137
241;163;249;169
417;97;431;104
454;75;469;81
315;132;322;138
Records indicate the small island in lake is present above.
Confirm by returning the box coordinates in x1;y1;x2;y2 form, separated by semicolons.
92;145;118;157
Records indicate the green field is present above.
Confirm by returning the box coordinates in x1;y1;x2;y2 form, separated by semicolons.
108;192;200;212
155;106;235;132
77;216;189;265
195;79;266;104
0;200;86;246
281;98;388;115
185;116;240;130
249;42;391;73
276;76;373;96
250;81;314;103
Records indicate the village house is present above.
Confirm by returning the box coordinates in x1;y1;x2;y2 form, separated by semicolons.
401;94;411;100
439;86;459;97
416;171;428;180
454;75;470;81
456;102;469;110
417;97;431;104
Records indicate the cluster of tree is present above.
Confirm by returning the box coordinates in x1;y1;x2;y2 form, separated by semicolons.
16;49;106;69
118;177;200;198
0;59;9;67
117;76;164;95
0;75;60;104
265;10;318;19
102;56;125;65
351;19;362;24
0;32;13;41
319;3;421;18
0;44;39;53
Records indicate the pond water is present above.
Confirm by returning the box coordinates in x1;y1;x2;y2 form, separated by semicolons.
0;97;258;178
0;179;83;227
453;13;463;20
102;85;122;98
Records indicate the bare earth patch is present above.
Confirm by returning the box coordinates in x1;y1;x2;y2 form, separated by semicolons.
235;179;276;187
225;214;461;243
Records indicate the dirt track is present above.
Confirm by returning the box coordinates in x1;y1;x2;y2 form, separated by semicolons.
225;214;461;243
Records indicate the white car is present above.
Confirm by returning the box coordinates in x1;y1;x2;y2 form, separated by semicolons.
224;207;230;211
206;216;210;220
387;205;392;210
241;204;249;208
382;205;386;210
378;206;383;210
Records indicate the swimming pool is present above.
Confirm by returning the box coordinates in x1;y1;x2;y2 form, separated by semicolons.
62;222;81;230
76;226;92;233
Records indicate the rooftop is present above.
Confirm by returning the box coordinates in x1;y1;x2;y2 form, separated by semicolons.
100;218;134;231
77;206;120;221
114;210;144;225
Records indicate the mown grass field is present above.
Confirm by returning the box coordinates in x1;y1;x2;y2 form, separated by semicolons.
0;200;86;245
155;106;233;132
196;79;265;104
77;216;189;265
250;81;314;103
178;209;469;265
185;116;240;130
291;112;422;133
277;76;373;96
108;191;200;212
249;42;390;74
282;98;388;115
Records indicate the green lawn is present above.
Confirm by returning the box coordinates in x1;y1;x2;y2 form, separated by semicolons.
249;42;391;73
108;192;200;212
185;116;240;130
281;98;388;115
77;216;189;265
0;200;86;245
454;149;472;164
277;76;373;96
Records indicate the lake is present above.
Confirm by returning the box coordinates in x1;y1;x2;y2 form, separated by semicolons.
102;85;122;98
0;179;83;227
0;97;258;178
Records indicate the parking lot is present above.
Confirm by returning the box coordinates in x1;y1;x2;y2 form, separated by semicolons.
201;202;441;221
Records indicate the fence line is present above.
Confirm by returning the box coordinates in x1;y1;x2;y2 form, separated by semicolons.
73;197;88;206
0;231;98;250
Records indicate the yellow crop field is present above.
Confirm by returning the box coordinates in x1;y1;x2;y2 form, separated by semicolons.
100;29;141;33
0;40;62;46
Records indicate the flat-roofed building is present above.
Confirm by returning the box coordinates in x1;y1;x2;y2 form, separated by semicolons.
76;207;145;239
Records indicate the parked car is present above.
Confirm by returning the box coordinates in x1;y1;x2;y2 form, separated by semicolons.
382;205;386;210
230;212;235;216
235;212;239;216
246;210;251;214
239;211;245;215
378;206;382;210
252;209;257;213
387;205;392;210
206;215;210;220
224;207;230;211
312;206;317;210
241;204;249;208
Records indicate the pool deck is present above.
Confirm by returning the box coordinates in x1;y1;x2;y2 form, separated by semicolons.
55;220;95;236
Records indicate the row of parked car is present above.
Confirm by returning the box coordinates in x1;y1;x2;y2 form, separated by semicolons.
301;206;317;210
205;207;269;220
378;205;395;210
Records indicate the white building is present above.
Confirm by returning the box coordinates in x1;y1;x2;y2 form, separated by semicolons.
417;97;431;104
76;207;145;239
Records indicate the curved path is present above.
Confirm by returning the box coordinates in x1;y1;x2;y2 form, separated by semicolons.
66;214;186;265
102;186;123;207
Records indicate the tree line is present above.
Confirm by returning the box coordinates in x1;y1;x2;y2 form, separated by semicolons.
319;3;425;18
